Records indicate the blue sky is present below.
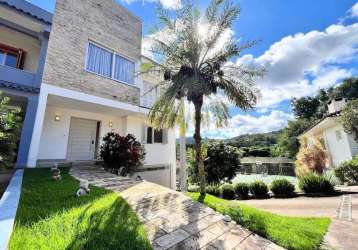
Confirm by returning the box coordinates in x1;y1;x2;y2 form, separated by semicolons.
29;0;358;139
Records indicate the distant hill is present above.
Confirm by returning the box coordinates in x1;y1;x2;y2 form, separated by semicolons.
176;130;281;147
226;130;281;147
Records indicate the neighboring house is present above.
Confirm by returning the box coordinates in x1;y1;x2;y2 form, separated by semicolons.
299;98;358;168
0;0;176;189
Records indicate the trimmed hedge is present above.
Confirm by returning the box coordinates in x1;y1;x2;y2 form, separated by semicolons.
249;181;268;198
206;184;221;196
270;179;295;197
234;182;250;199
220;183;235;199
298;174;334;194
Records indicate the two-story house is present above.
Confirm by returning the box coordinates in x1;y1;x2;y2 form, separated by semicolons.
0;0;176;188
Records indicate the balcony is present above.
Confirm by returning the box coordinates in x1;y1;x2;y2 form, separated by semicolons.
0;64;37;89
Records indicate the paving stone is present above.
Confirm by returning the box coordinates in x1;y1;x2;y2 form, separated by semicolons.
154;229;190;249
204;229;246;250
70;166;285;250
234;234;272;250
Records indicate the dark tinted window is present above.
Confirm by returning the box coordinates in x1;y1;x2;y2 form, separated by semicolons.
147;127;153;144
154;129;163;143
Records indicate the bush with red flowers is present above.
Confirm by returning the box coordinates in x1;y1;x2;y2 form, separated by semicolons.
100;132;145;176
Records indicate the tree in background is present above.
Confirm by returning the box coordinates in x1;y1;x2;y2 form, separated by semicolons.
0;93;21;169
291;97;320;120
330;77;358;100
278;119;312;158
188;141;241;184
340;99;358;142
145;0;261;194
295;137;327;177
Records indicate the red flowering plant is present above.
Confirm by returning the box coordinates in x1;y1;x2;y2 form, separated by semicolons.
100;132;145;176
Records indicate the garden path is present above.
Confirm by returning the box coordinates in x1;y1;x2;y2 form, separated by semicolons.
238;186;358;250
70;165;284;250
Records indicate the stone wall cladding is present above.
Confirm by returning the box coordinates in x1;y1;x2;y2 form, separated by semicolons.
42;0;141;105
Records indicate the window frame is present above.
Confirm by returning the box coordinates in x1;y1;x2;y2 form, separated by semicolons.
0;42;25;69
146;126;165;144
85;41;137;87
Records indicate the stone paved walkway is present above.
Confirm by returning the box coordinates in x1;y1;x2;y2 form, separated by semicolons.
70;166;284;250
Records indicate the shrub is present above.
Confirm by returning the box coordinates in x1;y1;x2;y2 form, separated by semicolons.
270;179;295;197
340;99;358;141
220;183;235;199
234;182;249;199
334;155;358;184
295;137;327;176
206;184;221;196
100;132;145;176
298;174;334;194
249;181;268;198
188;184;200;192
188;141;241;184
0;93;22;170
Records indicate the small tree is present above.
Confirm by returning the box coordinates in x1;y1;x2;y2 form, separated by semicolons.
0;93;21;170
99;132;145;176
188;141;241;184
295;137;327;177
340;99;358;142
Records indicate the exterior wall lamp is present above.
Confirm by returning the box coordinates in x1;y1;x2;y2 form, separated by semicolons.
109;121;113;128
54;114;61;122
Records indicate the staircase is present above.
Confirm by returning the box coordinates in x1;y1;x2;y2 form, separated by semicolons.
70;165;143;192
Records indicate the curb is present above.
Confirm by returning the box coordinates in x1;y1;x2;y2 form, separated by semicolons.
0;169;24;250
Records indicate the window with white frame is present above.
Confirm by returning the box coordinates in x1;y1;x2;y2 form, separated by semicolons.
142;81;160;108
145;126;167;144
86;42;135;85
335;130;342;141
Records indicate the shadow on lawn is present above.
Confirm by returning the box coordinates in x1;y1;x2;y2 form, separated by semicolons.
65;196;151;250
16;168;112;225
14;168;151;250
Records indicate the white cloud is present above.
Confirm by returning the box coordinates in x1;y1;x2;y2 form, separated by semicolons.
236;23;358;108
200;110;293;139
349;2;358;17
121;0;181;10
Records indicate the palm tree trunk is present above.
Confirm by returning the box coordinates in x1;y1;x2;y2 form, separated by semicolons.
179;100;187;191
193;96;205;195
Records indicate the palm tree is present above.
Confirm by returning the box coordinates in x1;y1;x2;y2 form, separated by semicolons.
144;0;262;195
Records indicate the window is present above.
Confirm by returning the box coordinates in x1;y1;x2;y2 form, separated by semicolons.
142;81;161;108
146;126;166;144
86;43;112;77
154;129;163;143
0;43;25;69
86;42;135;85
147;127;153;144
335;130;342;141
114;54;135;84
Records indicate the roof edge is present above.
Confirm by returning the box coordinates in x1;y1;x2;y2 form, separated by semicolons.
0;0;53;24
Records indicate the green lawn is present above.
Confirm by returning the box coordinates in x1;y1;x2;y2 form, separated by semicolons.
9;168;152;250
188;192;330;250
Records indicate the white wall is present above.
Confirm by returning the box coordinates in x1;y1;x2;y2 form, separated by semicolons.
126;116;176;166
38;106;123;159
324;124;353;167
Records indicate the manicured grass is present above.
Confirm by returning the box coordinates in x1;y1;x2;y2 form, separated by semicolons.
9;168;152;250
188;192;330;250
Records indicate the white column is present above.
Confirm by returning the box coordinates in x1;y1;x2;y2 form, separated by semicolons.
26;90;48;167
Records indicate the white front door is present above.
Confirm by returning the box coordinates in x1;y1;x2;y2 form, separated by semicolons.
68;117;97;161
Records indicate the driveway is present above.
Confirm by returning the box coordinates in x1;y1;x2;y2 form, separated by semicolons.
238;186;358;250
71;166;284;250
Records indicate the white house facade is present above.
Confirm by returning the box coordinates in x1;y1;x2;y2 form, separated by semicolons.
0;0;176;188
299;99;358;168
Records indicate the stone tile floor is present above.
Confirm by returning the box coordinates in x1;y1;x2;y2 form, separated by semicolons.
70;166;285;250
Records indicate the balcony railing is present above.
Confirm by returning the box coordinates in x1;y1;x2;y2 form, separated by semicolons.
0;65;37;88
